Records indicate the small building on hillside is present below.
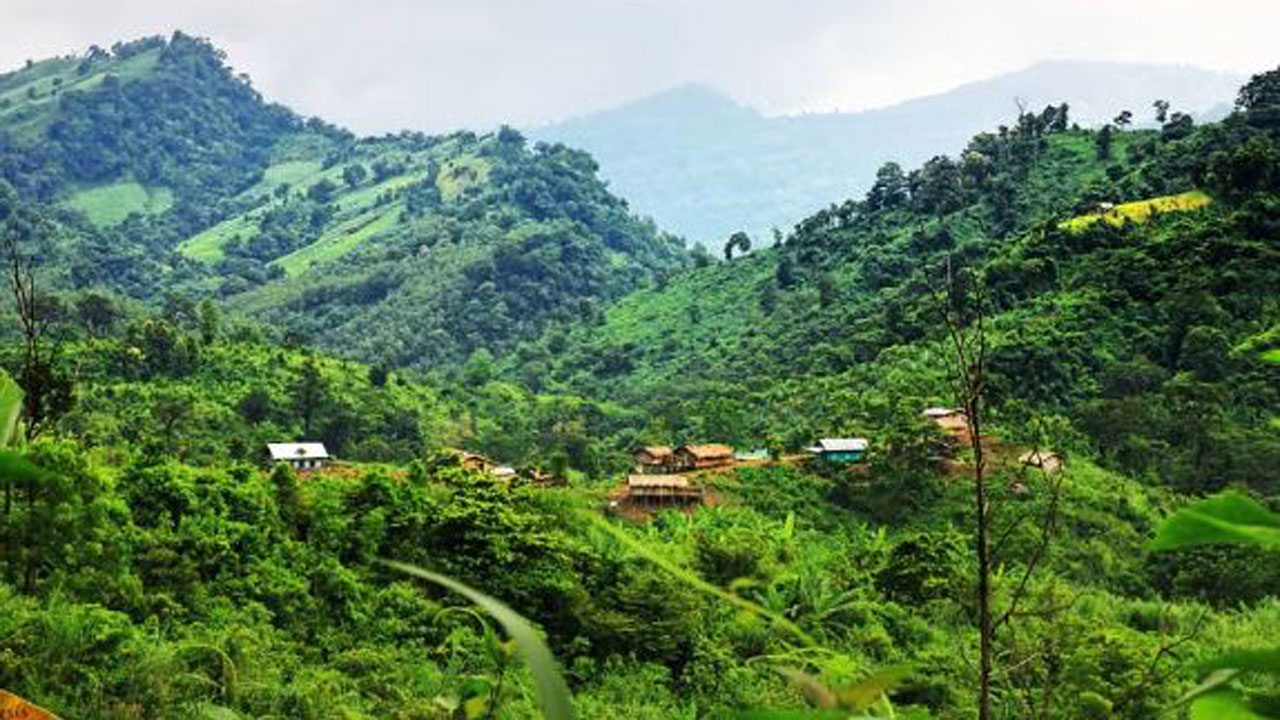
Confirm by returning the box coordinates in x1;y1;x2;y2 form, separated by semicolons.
626;474;703;505
673;444;735;471
1019;449;1064;474
807;438;869;464
268;442;330;471
459;451;497;473
634;446;674;474
923;407;971;446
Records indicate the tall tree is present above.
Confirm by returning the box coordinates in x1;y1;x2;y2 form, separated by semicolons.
723;231;751;260
294;354;327;437
1153;99;1171;124
1236;66;1280;111
935;259;994;720
1;183;70;440
1095;124;1114;161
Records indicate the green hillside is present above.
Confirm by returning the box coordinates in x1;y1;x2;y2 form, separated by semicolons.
0;35;688;367
1;33;1278;720
519;92;1280;495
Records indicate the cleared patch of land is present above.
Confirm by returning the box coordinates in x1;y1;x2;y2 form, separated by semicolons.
1060;190;1212;232
63;181;174;226
272;205;401;275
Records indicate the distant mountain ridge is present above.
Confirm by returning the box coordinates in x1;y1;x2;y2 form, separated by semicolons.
530;60;1244;244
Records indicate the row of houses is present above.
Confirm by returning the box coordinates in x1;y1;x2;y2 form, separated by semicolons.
634;444;735;474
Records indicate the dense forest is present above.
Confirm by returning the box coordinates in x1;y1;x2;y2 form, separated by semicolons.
0;33;1278;720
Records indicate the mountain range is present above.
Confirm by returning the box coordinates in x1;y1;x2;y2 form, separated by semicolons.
531;60;1244;243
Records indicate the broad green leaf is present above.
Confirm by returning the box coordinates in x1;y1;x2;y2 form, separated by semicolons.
1174;668;1242;708
835;665;912;710
0;370;22;448
1150;492;1280;550
0;450;46;485
1189;689;1266;720
1202;648;1280;674
380;560;575;720
1262;348;1280;365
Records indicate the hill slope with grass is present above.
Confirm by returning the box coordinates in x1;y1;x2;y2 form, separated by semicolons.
516;79;1280;497
0;34;688;368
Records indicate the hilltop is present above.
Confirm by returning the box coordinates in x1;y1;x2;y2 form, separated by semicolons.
0;33;687;367
530;60;1243;243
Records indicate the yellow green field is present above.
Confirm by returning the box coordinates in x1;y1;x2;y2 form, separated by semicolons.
272;206;401;275
1060;190;1212;232
62;181;174;226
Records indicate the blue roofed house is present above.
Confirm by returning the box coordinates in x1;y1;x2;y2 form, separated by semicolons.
807;438;869;464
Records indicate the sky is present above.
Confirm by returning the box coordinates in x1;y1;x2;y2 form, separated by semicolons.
1;0;1278;134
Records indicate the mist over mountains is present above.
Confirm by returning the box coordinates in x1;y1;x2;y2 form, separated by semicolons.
531;60;1244;243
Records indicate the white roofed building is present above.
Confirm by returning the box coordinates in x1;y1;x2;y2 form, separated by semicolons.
268;442;331;471
806;438;869;463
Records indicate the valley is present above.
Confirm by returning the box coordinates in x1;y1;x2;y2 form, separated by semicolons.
0;30;1277;720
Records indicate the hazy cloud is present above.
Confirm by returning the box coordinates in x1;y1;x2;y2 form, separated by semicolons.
1;0;1277;134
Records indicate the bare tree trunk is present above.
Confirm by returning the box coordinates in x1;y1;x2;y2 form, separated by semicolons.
968;392;994;720
936;257;994;720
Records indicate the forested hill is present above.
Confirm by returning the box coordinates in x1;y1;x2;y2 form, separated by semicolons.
0;33;687;367
530;61;1243;243
514;73;1280;492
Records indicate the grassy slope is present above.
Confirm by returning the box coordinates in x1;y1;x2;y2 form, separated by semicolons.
0;50;161;139
555;130;1118;394
175;146;488;268
61;181;174;226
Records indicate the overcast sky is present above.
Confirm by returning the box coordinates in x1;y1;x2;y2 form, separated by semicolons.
2;0;1278;134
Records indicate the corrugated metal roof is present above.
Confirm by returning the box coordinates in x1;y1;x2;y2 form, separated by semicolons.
817;438;868;452
268;442;330;460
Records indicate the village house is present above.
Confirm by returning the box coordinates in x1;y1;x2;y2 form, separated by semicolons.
268;442;330;471
625;473;703;506
807;438;869;464
459;451;497;473
634;445;674;474
673;444;735;471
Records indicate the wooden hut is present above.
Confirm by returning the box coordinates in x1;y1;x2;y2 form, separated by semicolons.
626;474;703;505
459;451;497;473
634;446;674;474
673;444;734;471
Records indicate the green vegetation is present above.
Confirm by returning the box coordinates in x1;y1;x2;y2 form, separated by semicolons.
0;34;687;365
62;180;174;226
0;37;1278;720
